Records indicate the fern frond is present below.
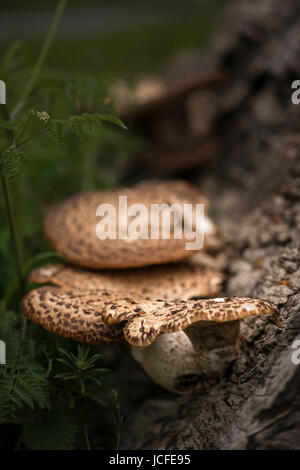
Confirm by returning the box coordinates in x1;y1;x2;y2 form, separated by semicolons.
70;115;84;141
2;149;26;182
80;113;127;130
46;119;67;152
3;112;27;138
0;361;50;421
0;310;20;361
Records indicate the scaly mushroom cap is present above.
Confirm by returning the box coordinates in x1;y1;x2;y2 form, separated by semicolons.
103;297;278;346
135;180;209;206
27;263;224;301
43;180;212;269
22;286;124;345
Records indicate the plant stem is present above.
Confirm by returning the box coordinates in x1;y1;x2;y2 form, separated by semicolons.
84;425;92;450
1;152;27;342
16;113;33;144
111;389;122;450
1;174;25;295
11;181;23;264
1;0;67;296
12;0;68;117
1;105;26;339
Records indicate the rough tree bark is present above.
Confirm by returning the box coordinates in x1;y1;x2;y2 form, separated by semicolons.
122;0;300;450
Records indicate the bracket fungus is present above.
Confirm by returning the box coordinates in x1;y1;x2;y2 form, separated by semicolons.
21;178;279;395
23;260;224;350
103;296;280;393
22;286;125;345
27;262;224;301
43;180;215;269
111;69;224;117
112;70;224;174
22;280;279;394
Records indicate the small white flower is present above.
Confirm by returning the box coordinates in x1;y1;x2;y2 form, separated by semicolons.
31;110;50;122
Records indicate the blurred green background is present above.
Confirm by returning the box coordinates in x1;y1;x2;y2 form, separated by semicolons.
1;0;228;76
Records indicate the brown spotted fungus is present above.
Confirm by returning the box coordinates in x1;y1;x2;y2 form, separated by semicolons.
21;180;280;394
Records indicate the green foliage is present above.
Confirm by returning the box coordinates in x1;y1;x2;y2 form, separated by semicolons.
55;345;109;405
1;149;26;182
0;36;129;450
0;0;223;451
111;388;124;450
70;115;84;141
79;113;127;131
0;0;230;451
1;108;127;164
3;113;28;139
45;113;126;153
46;119;66;152
0;302;113;449
0;361;50;421
64;75;110;114
0;305;21;359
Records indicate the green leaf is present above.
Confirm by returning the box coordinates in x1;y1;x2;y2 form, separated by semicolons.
64;76;110;114
46;119;67;152
54;345;108;402
3;112;27;138
80;113;127;130
0;361;50;421
92;113;127;130
0;306;20;360
70;115;84;141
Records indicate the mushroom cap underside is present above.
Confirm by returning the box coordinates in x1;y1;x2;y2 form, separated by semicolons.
43;180;213;269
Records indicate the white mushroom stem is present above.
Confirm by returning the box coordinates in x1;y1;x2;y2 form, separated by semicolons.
105;297;279;394
131;331;204;394
184;320;240;382
130;322;240;395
